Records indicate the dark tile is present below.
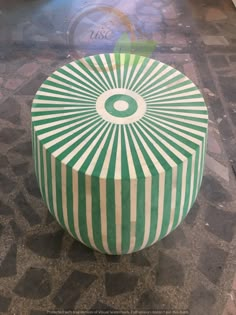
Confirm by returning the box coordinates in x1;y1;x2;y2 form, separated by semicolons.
209;55;228;68
0;244;17;277
24;173;42;199
198;244;228;284
131;251;150;267
10;141;32;157
156;253;184;286
0;128;25;144
189;285;216;315
0;154;8;168
137;289;166;310
46;211;55;224
0;98;21;125
26;230;64;258
53;271;97;310
105;272;138;296
232;161;236;177
90;301;119;314
30;311;48;315
229;55;236;62
218;75;236;102
105;255;121;263
12;162;29;176
68;240;96;262
162;227;187;249
205;205;236;242
0;200;14;216
201;175;232;203
16;73;47;95
0;173;15;194
14;192;41;226
10;220;23;239
185;202;200;225
14;267;51;299
218;118;234;139
0;223;3;238
0;295;11;313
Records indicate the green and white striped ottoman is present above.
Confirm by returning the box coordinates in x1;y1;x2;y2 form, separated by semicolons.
31;53;208;255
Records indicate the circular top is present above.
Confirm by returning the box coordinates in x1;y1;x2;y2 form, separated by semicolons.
32;53;208;179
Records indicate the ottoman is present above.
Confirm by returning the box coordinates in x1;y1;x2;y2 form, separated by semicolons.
31;53;208;255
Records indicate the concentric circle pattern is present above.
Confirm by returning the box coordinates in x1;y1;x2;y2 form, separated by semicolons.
32;53;208;255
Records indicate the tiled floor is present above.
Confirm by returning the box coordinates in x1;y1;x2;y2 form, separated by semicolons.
0;0;236;314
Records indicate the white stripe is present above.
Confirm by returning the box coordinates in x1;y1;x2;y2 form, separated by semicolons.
132;59;156;91
166;166;178;235
110;54;119;88
32;106;95;112
127;56;145;89
99;54;116;89
140;176;152;250
41;116;99;145
90;56;111;90
135;62;164;93
115;126;122;253
85;175;98;250
146;106;206;110
51;155;59;222
148;109;208;119
177;159;188;226
32;110;93;122
61;164;69;232
148;98;205;104
72;170;83;243
40;83;92;98
145;89;201;102
43;147;49;208
148;82;195;98
99;126;117;253
48;120;105;157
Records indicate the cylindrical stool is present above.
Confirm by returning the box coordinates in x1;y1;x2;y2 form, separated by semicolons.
31;53;208;255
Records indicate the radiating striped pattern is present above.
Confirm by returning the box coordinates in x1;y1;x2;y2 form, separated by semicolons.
31;53;208;254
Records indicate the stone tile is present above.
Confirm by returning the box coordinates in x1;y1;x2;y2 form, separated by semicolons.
0;200;14;216
137;4;160;16
0;63;6;73
202;36;229;46
90;302;119;313
0;294;11;313
4;78;24;90
14;192;41;226
137;289;166;310
46;211;55;225
205;155;229;182
24;173;41;198
68;240;96;262
205;205;236;242
0;173;15;194
0;97;21;125
131;251;150;267
205;8;227;21
189;285;216;315
53;271;97;309
30;311;48;315
12;162;29;176
198;244;228;284
105;272;138;296
0;91;3;100
14;267;51;299
218;76;236;102
0;223;3;238
207;130;221;154
11;141;32;157
0;244;17;277
183;62;199;85
17;62;40;77
10;220;23;239
165;33;187;46
229;55;236;62
185;202;200;225
16;73;47;95
161;227;187;249
162;4;178;20
0;77;3;85
0;127;25;144
105;255;121;263
209;55;228;68
26;230;64;258
201;175;232;203
222;297;236;315
0;154;8;168
156;253;184;286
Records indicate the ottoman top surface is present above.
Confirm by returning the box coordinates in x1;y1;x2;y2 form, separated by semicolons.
32;53;208;179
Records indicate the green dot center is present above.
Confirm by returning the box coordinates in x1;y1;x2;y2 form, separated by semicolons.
105;94;138;118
